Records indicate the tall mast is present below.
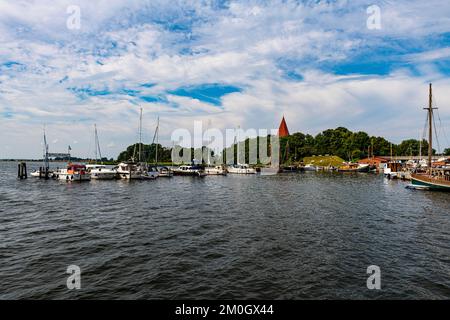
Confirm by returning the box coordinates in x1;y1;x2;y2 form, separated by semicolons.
43;126;49;169
155;116;159;165
151;116;160;165
236;125;240;164
139;108;143;163
94;124;98;162
424;83;437;171
419;130;422;161
206;119;211;165
94;124;103;163
428;83;433;169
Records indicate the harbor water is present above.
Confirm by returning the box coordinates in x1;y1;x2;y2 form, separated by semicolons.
1;161;449;299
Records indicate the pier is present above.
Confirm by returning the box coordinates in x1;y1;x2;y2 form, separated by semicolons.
380;156;442;161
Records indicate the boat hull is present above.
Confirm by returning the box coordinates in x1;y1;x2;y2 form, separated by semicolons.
205;168;227;175
411;174;450;191
90;171;117;180
172;170;206;177
57;173;91;182
227;167;256;174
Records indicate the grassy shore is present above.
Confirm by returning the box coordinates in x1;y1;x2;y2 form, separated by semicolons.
303;155;345;167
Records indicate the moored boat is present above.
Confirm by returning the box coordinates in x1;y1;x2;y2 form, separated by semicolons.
86;125;117;180
157;166;173;177
205;165;227;175
116;162;152;179
56;164;91;181
411;170;450;190
338;163;370;173
227;164;256;174
31;127;54;178
173;164;206;177
410;84;450;191
146;165;160;179
86;164;117;180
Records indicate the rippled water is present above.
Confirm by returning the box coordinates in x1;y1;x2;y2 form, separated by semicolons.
1;161;450;299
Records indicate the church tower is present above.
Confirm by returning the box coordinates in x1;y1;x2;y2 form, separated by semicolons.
278;116;290;137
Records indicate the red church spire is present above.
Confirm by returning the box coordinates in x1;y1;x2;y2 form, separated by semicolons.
278;116;290;137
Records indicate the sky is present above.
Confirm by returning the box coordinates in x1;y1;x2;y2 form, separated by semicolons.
1;0;450;159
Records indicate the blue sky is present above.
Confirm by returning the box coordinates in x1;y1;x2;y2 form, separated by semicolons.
1;0;450;158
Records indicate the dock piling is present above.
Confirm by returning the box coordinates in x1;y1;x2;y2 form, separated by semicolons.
18;162;27;179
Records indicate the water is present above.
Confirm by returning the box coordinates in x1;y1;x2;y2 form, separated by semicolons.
1;161;450;299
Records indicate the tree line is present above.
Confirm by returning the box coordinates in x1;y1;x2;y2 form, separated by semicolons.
117;127;449;164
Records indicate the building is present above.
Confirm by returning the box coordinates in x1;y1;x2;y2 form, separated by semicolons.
358;156;389;166
278;116;290;137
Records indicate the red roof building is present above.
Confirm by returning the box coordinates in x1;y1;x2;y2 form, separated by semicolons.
358;156;389;166
278;116;290;137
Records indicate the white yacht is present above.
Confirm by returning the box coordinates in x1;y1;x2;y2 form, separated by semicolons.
157;166;173;177
227;164;256;174
205;165;227;175
146;165;160;179
56;164;91;182
173;165;206;176
116;109;159;180
86;164;117;180
116;162;154;180
85;125;117;180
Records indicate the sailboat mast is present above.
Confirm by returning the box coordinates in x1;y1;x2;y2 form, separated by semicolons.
94;124;103;163
155;116;159;165
236;126;240;165
43;126;49;169
422;83;438;172
427;83;433;170
139;108;143;163
94;124;98;162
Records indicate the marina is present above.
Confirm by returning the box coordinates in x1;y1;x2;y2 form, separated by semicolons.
17;103;450;188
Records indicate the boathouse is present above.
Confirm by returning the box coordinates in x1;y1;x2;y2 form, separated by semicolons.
358;156;389;168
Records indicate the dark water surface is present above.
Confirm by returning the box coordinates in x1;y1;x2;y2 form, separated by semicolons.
1;161;450;299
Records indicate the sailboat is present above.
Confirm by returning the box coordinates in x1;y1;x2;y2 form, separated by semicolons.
31;127;53;178
410;84;450;190
226;126;256;174
117;108;158;180
86;124;117;180
203;121;227;175
149;116;172;177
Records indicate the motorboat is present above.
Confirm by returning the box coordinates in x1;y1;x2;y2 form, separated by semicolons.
146;165;160;179
86;164;117;180
338;163;370;173
227;164;256;174
30;168;54;178
56;164;91;181
116;162;150;179
205;165;227;175
157;166;173;177
172;165;206;177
